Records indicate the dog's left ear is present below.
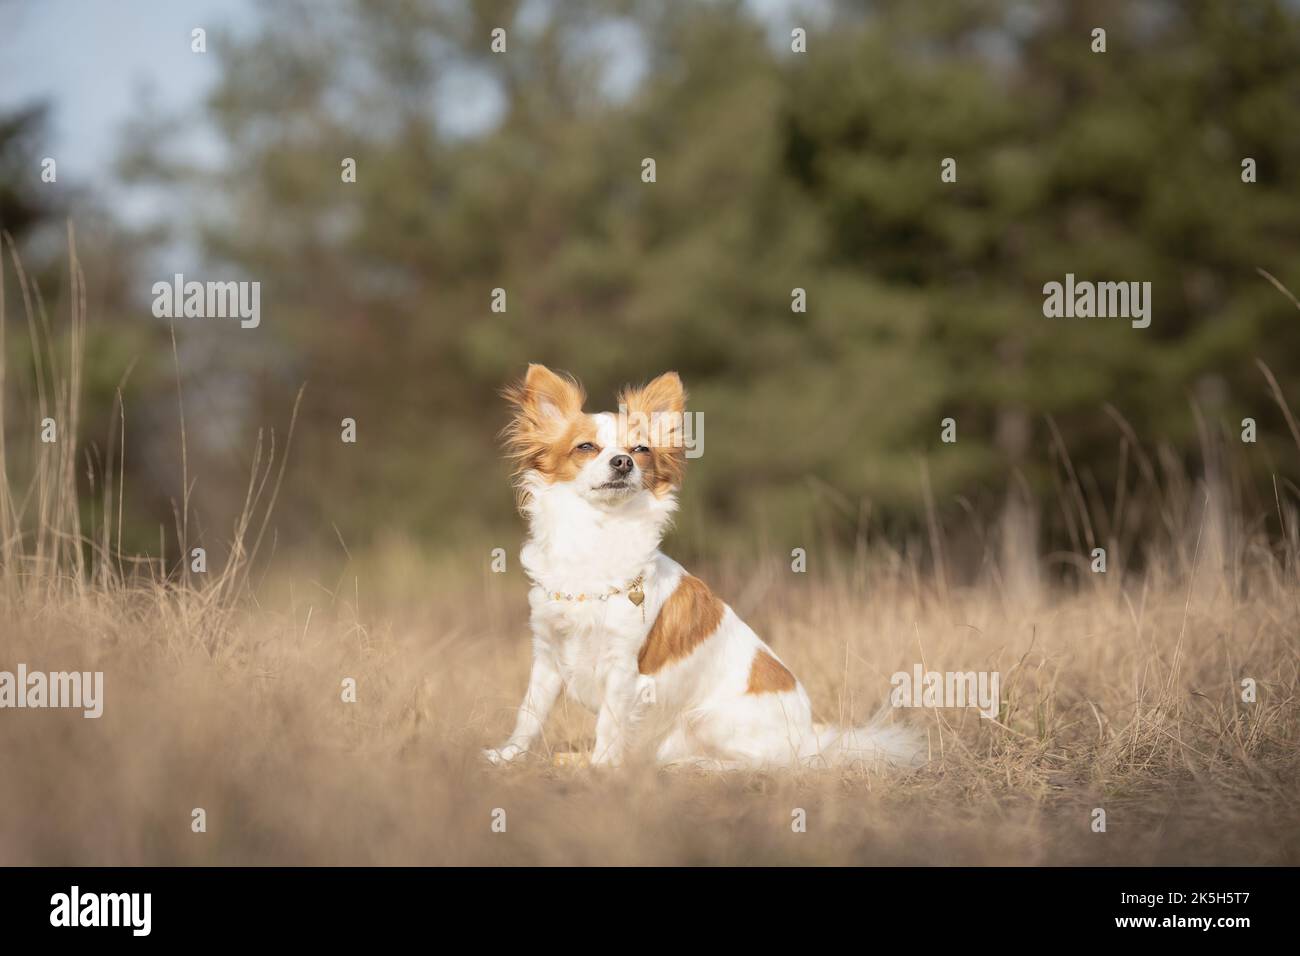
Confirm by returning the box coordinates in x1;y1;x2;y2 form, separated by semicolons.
619;371;688;493
619;371;685;420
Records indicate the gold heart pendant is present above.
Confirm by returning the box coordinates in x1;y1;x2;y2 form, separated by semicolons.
628;590;645;607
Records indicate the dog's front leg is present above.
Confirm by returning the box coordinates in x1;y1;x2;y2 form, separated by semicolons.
485;647;562;766
592;663;656;767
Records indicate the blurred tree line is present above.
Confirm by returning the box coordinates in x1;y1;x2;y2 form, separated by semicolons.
7;0;1300;570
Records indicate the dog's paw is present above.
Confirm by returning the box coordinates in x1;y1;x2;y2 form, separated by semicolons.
483;743;523;766
589;738;628;768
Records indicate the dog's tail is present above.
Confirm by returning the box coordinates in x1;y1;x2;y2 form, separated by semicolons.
809;711;928;769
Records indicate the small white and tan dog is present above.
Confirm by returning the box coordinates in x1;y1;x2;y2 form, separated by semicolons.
485;364;925;770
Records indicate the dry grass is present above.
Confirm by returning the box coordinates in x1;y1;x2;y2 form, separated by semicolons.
2;540;1298;866
1;240;1298;865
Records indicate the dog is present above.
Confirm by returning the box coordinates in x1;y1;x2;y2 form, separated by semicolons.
484;364;926;770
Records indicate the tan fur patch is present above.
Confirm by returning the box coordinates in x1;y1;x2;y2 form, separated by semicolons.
637;575;724;674
746;650;796;694
532;417;599;484
501;364;594;508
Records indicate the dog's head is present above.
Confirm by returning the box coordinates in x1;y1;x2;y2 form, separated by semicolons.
502;364;688;509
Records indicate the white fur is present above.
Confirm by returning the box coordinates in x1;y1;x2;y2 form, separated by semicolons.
486;412;926;770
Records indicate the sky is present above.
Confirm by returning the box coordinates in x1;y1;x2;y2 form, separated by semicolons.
1;0;251;193
1;0;826;237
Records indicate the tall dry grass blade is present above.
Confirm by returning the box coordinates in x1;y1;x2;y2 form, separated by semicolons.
168;321;191;586
918;456;949;604
1256;359;1300;454
0;231;12;601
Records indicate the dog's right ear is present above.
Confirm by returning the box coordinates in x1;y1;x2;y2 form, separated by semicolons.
501;364;586;470
504;364;586;423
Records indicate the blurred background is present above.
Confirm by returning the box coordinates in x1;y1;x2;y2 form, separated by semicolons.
2;0;1299;578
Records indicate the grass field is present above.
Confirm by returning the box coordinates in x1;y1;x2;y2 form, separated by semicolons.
2;530;1298;865
1;245;1298;865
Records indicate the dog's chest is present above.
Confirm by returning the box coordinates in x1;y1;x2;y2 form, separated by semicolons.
531;590;647;707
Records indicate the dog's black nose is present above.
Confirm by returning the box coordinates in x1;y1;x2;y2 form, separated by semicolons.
610;454;633;475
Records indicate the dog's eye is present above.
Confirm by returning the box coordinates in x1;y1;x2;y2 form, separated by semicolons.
632;445;650;454
575;442;596;452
